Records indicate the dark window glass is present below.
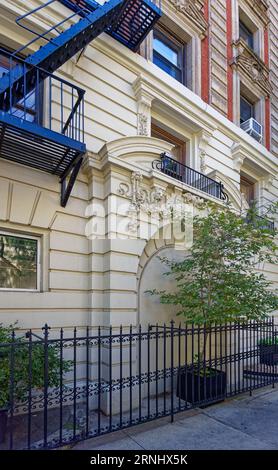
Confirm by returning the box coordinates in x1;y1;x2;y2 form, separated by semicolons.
153;31;184;83
239;21;254;49
0;50;39;123
240;96;254;124
0;234;38;290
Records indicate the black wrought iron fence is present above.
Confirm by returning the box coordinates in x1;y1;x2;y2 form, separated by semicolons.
0;319;277;450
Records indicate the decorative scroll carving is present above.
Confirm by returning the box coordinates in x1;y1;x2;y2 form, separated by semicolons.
118;172;203;232
197;129;213;173
231;39;272;96
168;0;208;37
231;142;246;173
132;76;154;137
260;174;274;191
138;113;149;136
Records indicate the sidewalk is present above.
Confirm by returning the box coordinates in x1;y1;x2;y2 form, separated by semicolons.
71;386;278;450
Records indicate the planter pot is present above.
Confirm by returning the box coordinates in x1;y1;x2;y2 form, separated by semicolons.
259;344;278;366
177;367;226;405
0;408;8;443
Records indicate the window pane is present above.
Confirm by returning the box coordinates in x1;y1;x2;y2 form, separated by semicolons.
153;52;181;81
240;97;254;123
0;234;38;290
153;37;178;66
239;21;253;49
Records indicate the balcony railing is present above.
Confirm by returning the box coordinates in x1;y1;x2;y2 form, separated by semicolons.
152;153;228;202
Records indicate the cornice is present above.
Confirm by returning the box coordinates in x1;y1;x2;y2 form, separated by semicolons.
245;0;269;28
231;141;276;178
167;0;208;38
231;39;272;96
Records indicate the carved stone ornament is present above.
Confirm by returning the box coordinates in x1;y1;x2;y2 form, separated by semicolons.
200;151;207;173
138;113;149;136
168;0;208;37
245;0;269;27
232;39;272;96
118;172;203;232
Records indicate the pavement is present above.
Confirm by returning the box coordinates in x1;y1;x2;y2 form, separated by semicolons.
71;385;278;450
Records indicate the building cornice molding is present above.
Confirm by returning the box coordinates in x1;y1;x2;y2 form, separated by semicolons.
244;0;270;28
167;0;208;38
231;141;276;178
231;39;272;97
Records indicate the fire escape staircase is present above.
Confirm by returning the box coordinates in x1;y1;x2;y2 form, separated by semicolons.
0;0;161;206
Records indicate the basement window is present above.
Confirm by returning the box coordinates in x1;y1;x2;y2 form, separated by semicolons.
0;232;40;291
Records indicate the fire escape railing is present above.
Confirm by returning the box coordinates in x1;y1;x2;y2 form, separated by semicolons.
0;48;86;206
152;153;229;202
0;0;161;206
0;48;85;157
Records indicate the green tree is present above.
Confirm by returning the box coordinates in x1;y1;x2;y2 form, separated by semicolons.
0;324;72;409
148;202;278;359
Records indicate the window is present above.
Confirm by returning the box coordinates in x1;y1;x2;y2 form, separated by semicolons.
151;124;186;164
0;48;41;123
240;96;254;124
0;232;40;291
239;20;254;50
153;29;185;83
240;176;255;206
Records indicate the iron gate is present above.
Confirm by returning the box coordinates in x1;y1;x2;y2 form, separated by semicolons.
0;318;277;449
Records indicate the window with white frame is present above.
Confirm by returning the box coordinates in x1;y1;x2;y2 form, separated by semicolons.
0;232;40;291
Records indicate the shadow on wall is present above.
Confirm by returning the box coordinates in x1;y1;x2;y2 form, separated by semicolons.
139;245;186;326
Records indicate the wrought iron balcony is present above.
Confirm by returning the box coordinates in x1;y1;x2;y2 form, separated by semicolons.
0;49;86;207
152;153;228;202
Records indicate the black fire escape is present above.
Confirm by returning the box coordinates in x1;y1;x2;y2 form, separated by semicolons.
0;0;161;206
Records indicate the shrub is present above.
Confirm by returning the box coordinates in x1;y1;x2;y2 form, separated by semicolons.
0;323;71;409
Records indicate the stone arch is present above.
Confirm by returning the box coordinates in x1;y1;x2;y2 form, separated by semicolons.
137;227;186;326
220;175;249;212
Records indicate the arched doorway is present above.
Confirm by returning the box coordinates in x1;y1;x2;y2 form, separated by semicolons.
138;242;186;326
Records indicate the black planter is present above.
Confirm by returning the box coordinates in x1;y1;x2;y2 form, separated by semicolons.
259;344;278;366
0;408;8;443
177;367;226;405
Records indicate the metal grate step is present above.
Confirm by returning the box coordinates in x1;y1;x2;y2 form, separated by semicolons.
0;0;161;112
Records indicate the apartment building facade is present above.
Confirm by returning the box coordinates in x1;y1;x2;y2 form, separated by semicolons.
0;0;277;333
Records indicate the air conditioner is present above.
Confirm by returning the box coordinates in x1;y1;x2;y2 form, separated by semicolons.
240;118;262;143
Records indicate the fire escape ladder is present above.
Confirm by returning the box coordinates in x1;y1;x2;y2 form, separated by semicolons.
0;0;162;205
